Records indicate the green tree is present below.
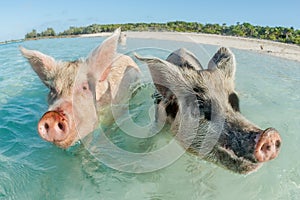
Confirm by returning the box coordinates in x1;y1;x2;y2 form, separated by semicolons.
24;21;300;45
41;28;56;37
25;29;37;39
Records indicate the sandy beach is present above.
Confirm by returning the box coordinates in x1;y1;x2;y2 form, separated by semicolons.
80;31;300;62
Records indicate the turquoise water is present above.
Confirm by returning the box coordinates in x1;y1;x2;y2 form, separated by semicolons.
0;37;300;199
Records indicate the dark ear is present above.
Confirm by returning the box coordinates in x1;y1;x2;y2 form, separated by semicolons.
20;46;57;87
208;47;236;79
166;48;203;70
135;54;187;99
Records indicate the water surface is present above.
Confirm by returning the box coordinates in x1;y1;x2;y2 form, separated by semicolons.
0;37;300;199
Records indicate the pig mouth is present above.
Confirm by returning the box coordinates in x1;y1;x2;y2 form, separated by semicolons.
215;146;263;174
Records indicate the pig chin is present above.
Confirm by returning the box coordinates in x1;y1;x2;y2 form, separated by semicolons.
212;146;263;174
37;102;78;148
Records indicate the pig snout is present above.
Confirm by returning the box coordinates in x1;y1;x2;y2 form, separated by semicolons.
38;111;69;142
254;128;281;162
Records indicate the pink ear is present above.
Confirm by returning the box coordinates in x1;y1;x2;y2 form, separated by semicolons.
20;46;57;86
86;28;121;84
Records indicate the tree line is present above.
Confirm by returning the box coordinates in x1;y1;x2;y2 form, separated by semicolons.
25;21;300;45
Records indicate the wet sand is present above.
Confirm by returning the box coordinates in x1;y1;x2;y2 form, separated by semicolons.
80;31;300;62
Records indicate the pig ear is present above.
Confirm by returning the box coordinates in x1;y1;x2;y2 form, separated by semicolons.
166;48;203;70
208;47;236;79
135;53;186;99
86;28;121;85
20;46;57;87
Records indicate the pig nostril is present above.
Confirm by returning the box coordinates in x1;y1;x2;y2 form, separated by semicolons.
261;144;271;152
57;122;64;131
275;140;281;149
44;123;49;130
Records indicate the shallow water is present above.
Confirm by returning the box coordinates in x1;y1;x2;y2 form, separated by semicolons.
0;36;300;199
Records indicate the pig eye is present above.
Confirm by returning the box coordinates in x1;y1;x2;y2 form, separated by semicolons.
193;87;205;94
49;87;57;96
196;96;212;120
82;83;89;91
193;88;200;93
48;87;58;104
228;93;240;112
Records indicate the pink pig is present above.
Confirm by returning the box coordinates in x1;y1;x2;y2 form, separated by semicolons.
20;29;140;148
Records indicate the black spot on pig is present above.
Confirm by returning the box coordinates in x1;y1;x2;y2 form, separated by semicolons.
228;92;240;112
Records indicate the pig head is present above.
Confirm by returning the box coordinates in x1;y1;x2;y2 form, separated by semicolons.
136;47;281;174
20;28;140;148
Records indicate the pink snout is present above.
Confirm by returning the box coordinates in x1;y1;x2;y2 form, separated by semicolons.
38;111;69;142
254;128;281;162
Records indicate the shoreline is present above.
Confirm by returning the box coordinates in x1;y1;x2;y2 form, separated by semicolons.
80;31;300;62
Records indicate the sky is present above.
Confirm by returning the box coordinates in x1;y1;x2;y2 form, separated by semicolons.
1;0;300;41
